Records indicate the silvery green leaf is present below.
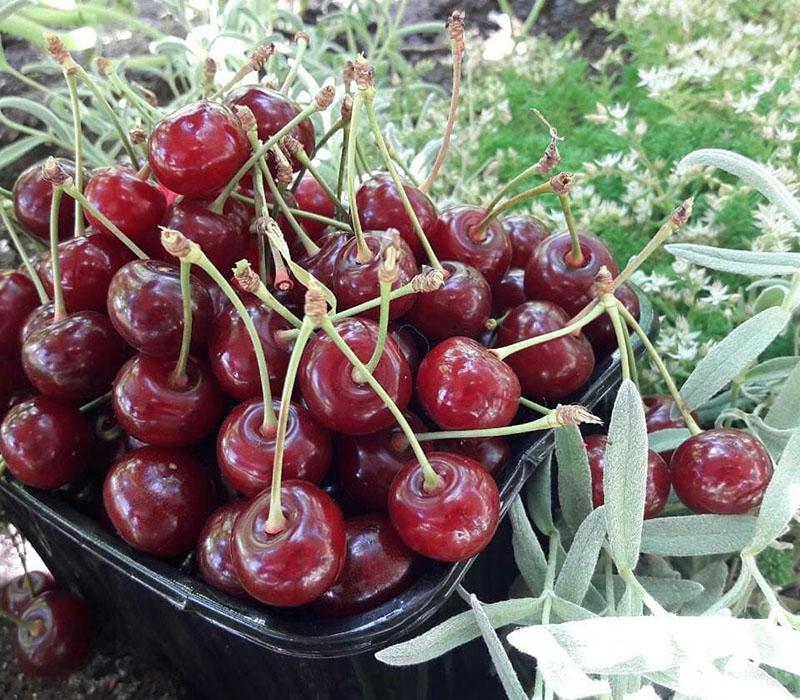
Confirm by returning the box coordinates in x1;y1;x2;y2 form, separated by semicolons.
527;452;556;535
743;356;800;385
624;687;660;700
640;514;757;556
754;285;788;312
468;595;529;700
509;497;547;595
604;380;649;571
681;561;728;615
550;596;598;622
766;357;800;430
638;554;681;580
376;597;543;666
647;428;690;453
555;426;593;536
665;243;800;277
605;576;703;611
738;411;795;461
554;507;606;605
679;307;790;413
0;0;30;23
0;135;47;172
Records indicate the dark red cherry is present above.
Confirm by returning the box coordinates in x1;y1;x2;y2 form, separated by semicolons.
670;428;773;515
496;301;595;400
298;317;412;435
15;590;91;676
40;233;133;313
405;261;491;341
106;259;213;357
112;354;225;447
1;353;32;396
217;398;331;497
524;231;618;316
389;452;500;561
294;174;336;240
20;303;55;344
431;206;511;284
208;296;292;401
12;158;78;241
294;230;349;298
582;283;641;357
333;231;419;320
103;446;216;557
356;174;438;261
416;337;520;430
584;434;670;519
312;514;416;617
643;395;698;462
0;396;93;489
502;213;550;268
0;271;39;358
492;267;527;316
196;500;252;600
148;101;249;197
231;480;345;607
21;311;126;401
447;437;511;476
390;324;421;373
1;572;56;617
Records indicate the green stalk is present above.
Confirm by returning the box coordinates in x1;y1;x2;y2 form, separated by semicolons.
49;184;66;322
475;181;554;234
337;120;350;202
414;410;569;442
289;208;352;232
279;33;309;94
603;296;630;382
64;70;85;236
558;193;583;265
363;269;392;375
291;146;348;217
345;90;370;261
170;260;193;386
0;206;48;303
261;160;319;256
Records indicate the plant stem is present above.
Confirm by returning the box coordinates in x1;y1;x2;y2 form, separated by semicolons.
49;184;66;322
603;295;630;381
337;121;350;203
79;391;112;413
414;410;567;442
170;260;193;386
485;163;543;213
363;273;392;375
620;568;667;616
280;34;308;94
476;181;554;233
250;155;268;284
234;260;302;328
63;71;85;236
291;146;348;218
261;160;319;256
0;206;47;303
289;208;352;232
0;607;39;634
604;551;616;615
558;193;583;265
518;397;550;414
345;90;371;262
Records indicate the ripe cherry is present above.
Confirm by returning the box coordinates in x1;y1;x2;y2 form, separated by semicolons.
231;480;346;607
389;452;500;562
0;271;39;358
416;337;520;430
447;437;511;477
294;230;350;298
670;428;773;515
582;284;641;357
643;395;698;462
496;301;595;400
293;174;336;241
492;267;527;316
431;206;512;285
0;396;93;489
103;446;216;557
217;398;331;497
20;303;55;344
1;572;56;616
196;500;252;600
12;158;78;241
390;324;421;373
502;213;550;268
584;434;670;519
312;514;416;617
299;317;412;435
148;101;249;197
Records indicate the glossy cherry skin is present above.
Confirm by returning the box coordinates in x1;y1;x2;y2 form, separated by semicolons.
390;324;421;373
643;395;698;462
524;231;618;316
405;261;491;341
431;206;511;285
15;590;91;676
40;233;134;313
294;174;336;240
389;452;500;561
492;267;527;316
12;158;78;241
21;311;127;401
356;174;438;261
103;446;216;557
496;301;595;400
217;398;332;497
208;297;292;400
584;434;670;519
0;271;39;358
1;571;56;617
196;500;252;600
293;231;350;302
333;231;419;320
447;437;511;477
416;337;520;430
231;480;345;607
148;101;249;197
0;396;93;489
113;354;226;447
299;318;412;435
583;283;641;357
312;514;416;617
502;213;550;268
670;428;773;515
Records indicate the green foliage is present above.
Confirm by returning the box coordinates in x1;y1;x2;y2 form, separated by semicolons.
758;548;796;588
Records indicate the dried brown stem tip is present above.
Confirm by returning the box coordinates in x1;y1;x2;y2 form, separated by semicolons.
594;266;615;295
446;10;466;56
343;60;355;90
554;404;603;427
378;241;400;285
353;55;375;90
248;44;275;71
233;260;260;293
672;197;694;228
281;135;305;157
341;94;353;121
234;105;257;133
95;56;112;76
271;146;293;185
304;286;328;325
159;227;194;258
532;108;564;175
294;31;310;45
43;32;70;66
41;157;68;185
549;172;575;196
134;82;159;107
204;57;217;81
129;124;147;145
315;84;336;111
411;267;446;293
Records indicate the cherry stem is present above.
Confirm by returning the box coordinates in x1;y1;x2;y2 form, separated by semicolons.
105;67;161;126
310;118;344;161
170;260;193;387
362;257;394;375
336;120;350;203
250;151;269;284
233;260;302;328
346;90;371;263
0;608;39;634
485;162;545;213
48;184;67;322
260;159;319;256
280;34;308;94
0;205;48;303
475;181;553;235
63;70;85;237
291;146;349;219
289;208;352;232
558;193;584;266
518;397;550;414
79;391;112;413
602;294;630;382
386;142;420;187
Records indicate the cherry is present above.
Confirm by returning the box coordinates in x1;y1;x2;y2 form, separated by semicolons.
405;261;491;341
492;267;527;316
390;324;421;373
148;101;249;197
12;158;78;241
333;231;418;320
431;206;511;284
15;590;91;676
1;572;56;617
416;337;520;430
312;514;416;617
670;428;773;515
447;437;511;477
582;283;641;357
294;230;349;298
643;395;698;462
196;500;252;600
40;233;133;313
21;311;126;401
294;174;336;240
496;301;595;400
20;303;55;343
356;174;438;261
298;317;412;435
217;398;331;497
0;396;93;489
389;452;500;562
584;434;670;519
208;296;292;401
103;446;216;557
231;480;345;607
113;354;226;447
502;213;550;268
0;271;39;358
524;231;618;316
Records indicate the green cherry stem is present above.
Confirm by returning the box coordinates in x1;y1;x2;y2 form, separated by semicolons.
79;391;112;413
170;260;193;387
345;88;370;262
63;69;85;236
280;32;309;94
250;146;269;284
558;192;583;265
285;138;348;218
474;180;555;236
233;260;302;328
48;182;67;322
518;397;550;414
336;108;351;203
601;294;630;382
289;208;352;232
0;607;40;634
362;246;396;375
0;205;48;303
